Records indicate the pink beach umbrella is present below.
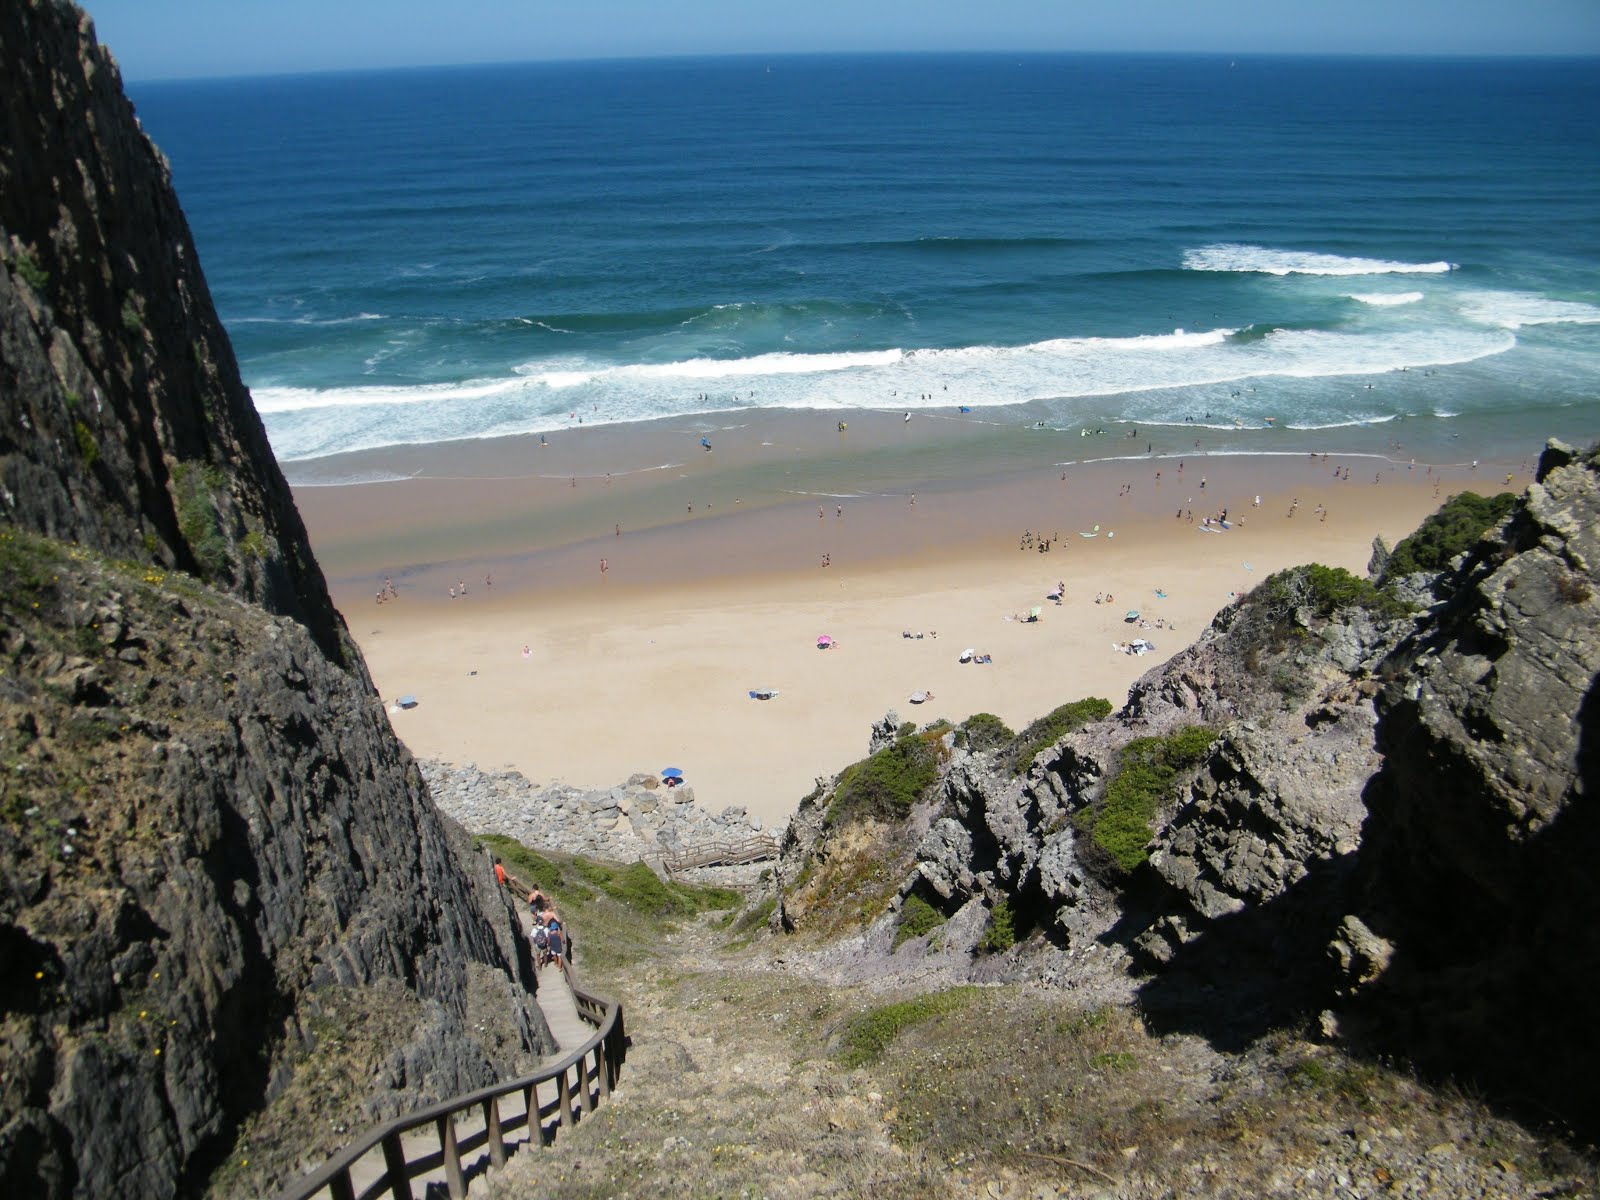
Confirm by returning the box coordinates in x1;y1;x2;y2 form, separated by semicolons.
816;634;834;649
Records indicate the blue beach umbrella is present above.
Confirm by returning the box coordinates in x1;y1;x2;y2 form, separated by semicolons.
661;767;684;779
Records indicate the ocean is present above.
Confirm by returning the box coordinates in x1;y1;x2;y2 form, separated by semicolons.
128;53;1600;469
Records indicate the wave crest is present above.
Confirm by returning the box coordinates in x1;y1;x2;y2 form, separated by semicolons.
1184;244;1455;277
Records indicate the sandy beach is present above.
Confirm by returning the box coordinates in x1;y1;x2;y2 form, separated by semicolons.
293;410;1519;826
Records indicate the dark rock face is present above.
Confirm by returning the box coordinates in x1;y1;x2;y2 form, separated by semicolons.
1;0;347;666
1353;442;1600;1122
0;4;553;1196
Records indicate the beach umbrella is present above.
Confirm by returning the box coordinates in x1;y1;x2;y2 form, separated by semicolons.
1124;610;1140;622
396;694;418;709
816;634;834;648
959;648;975;662
1028;606;1042;619
661;767;684;779
909;690;930;704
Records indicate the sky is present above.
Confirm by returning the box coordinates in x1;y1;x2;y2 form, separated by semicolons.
84;0;1600;81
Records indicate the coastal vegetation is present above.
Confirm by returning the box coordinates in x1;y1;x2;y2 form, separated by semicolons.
1378;489;1517;581
474;834;739;970
892;892;946;948
838;986;978;1067
1006;697;1113;773
826;724;949;825
1076;725;1216;875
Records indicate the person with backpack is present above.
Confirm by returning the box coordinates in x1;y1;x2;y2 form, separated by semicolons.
545;915;566;975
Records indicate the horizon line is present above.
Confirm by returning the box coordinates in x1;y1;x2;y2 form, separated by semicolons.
118;46;1600;87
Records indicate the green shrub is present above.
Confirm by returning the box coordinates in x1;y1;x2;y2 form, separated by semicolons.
893;893;946;948
71;420;98;466
977;897;1017;953
827;732;943;825
838;987;977;1067
171;462;229;580
1009;697;1112;773
957;711;1014;754
121;298;144;335
1259;563;1406;624
1381;490;1517;582
1081;725;1215;875
14;247;49;292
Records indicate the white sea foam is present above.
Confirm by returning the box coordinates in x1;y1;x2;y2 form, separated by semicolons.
253;321;1515;461
1454;290;1600;329
233;312;387;326
1184;244;1454;276
1348;291;1425;306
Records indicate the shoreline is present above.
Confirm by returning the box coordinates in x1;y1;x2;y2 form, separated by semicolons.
292;413;1539;825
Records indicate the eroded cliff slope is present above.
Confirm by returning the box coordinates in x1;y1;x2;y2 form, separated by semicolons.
1;4;552;1196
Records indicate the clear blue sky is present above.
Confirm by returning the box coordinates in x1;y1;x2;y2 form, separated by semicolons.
85;0;1600;81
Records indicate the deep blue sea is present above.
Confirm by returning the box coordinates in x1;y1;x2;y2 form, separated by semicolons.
128;54;1600;465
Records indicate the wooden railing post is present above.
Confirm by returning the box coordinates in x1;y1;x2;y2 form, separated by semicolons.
556;1066;574;1129
438;1112;465;1199
329;1170;356;1200
578;1054;595;1115
381;1132;413;1200
596;1043;611;1099
484;1095;507;1167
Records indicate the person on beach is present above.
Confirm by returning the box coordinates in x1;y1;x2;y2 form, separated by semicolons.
600;558;608;576
449;585;457;600
494;858;506;887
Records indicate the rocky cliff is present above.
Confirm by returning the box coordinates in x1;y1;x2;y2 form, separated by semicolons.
776;441;1598;1135
0;4;553;1196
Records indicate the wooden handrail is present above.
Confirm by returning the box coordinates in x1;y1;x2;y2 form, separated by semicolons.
271;863;626;1200
661;834;779;873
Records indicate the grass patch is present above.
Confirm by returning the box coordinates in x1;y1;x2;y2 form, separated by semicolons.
476;835;736;918
1078;724;1215;876
838;986;978;1068
1007;697;1112;773
892;893;946;949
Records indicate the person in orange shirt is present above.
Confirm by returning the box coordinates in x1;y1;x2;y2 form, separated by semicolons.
493;858;506;887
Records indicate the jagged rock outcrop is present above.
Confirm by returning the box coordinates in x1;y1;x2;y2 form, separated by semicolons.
1349;440;1599;1123
0;4;553;1197
777;442;1598;1132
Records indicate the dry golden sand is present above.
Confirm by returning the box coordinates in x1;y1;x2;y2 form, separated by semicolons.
294;417;1500;825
